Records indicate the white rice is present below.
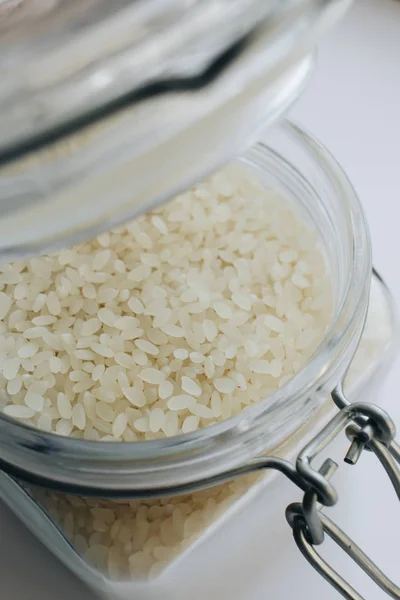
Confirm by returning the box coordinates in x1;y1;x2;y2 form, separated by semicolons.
36;472;263;579
0;164;335;580
0;165;332;442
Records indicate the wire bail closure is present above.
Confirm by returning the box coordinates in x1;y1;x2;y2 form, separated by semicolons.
285;384;400;600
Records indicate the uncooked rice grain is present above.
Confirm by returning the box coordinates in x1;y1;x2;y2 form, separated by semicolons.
181;376;202;397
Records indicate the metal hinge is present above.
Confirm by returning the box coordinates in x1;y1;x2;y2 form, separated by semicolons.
284;384;400;600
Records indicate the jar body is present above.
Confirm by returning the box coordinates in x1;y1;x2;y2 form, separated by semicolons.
0;121;397;595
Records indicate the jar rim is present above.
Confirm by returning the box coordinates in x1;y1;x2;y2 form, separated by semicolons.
0;120;372;492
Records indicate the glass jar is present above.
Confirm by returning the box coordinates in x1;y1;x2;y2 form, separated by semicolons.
0;121;398;598
0;2;399;599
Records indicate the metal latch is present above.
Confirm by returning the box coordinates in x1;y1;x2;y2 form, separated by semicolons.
284;384;400;600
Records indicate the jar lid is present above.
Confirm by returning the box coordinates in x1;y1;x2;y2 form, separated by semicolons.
0;0;350;258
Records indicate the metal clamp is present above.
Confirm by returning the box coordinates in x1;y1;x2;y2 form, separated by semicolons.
285;384;400;600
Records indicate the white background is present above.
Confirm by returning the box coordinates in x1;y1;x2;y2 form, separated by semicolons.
1;1;400;598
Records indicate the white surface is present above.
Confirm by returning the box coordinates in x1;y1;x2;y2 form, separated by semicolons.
1;0;400;598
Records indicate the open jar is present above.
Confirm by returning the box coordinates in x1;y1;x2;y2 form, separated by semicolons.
0;2;399;600
0;121;399;600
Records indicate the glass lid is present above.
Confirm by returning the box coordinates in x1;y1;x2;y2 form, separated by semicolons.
0;0;351;258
